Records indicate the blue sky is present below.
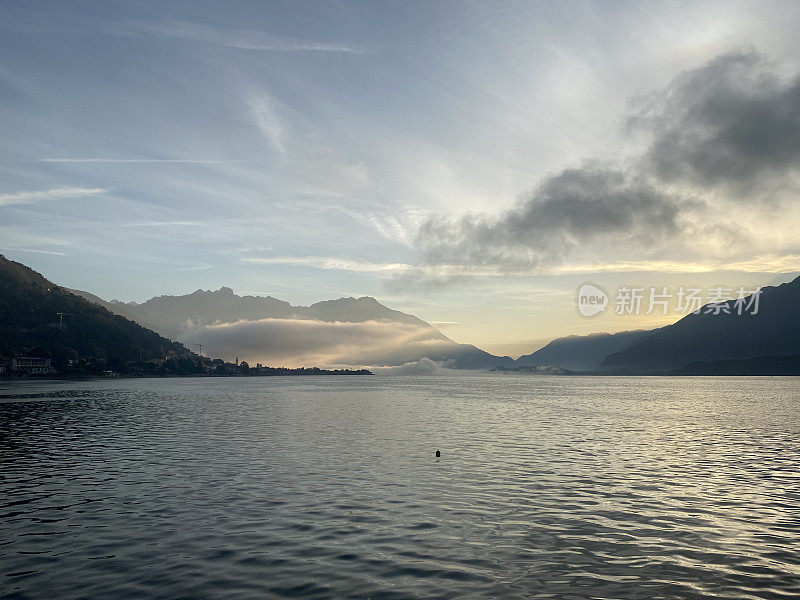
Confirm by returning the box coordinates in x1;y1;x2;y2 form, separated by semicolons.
3;1;800;355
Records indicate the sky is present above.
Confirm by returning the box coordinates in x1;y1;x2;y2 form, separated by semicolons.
2;0;800;357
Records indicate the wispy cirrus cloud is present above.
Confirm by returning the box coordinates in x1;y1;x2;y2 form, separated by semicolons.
36;158;248;164
0;247;66;256
244;90;372;196
244;252;800;279
242;256;413;273
110;19;370;54
0;16;370;55
0;187;106;207
115;221;199;228
248;95;286;154
546;255;800;275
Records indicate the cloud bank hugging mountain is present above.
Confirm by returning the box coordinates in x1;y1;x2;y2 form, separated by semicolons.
179;318;464;368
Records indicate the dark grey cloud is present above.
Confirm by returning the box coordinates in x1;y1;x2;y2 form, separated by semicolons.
634;50;800;192
417;166;692;269
409;50;797;279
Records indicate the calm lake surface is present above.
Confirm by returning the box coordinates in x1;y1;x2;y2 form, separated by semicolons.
1;375;799;599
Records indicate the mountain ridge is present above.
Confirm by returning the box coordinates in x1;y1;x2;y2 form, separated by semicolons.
513;330;651;371
598;277;800;372
0;254;191;372
71;286;512;369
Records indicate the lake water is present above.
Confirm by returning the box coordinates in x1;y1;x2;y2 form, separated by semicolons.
1;375;799;599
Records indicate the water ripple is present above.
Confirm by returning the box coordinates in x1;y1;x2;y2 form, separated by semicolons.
0;375;799;599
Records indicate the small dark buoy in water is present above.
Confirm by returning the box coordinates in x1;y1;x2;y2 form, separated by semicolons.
435;449;441;458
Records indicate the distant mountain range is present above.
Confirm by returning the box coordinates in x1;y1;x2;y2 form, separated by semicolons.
512;330;650;372
7;252;798;375
71;287;434;340
71;286;514;370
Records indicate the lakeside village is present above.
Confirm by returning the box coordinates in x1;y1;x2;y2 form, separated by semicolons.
0;353;372;379
0;300;371;379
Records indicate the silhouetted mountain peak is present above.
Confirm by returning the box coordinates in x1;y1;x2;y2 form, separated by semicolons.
185;286;233;296
0;255;188;368
308;296;380;307
599;274;800;371
109;299;138;306
515;329;652;371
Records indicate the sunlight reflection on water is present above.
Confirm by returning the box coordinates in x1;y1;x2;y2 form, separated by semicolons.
1;375;799;599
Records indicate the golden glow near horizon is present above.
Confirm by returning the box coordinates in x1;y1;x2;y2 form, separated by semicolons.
2;2;800;363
